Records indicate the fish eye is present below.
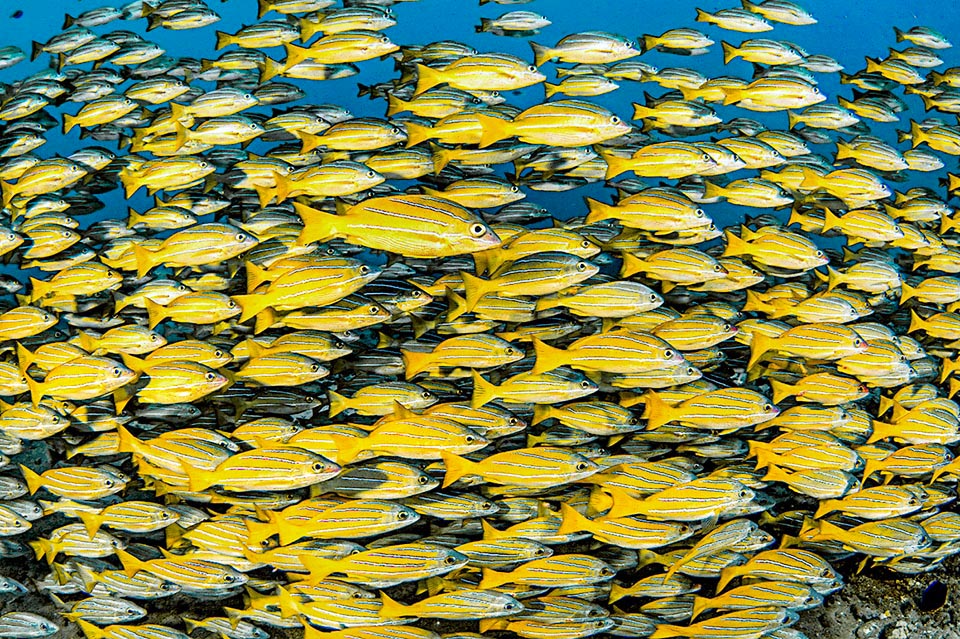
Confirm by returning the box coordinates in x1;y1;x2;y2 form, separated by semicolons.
505;603;517;610
723;323;732;331
470;224;487;237
370;306;380;314
412;290;422;297
63;230;72;237
909;497;920;505
443;556;458;565
311;462;325;472
205;372;215;381
813;87;820;93
505;347;516;356
6;234;13;242
576;462;590;470
527;65;537;72
52;415;59;423
112;367;122;376
738;489;750;498
611;116;621;124
149;334;158;341
105;479;114;487
160;512;170;519
417;475;429;484
359;265;370;274
576;262;587;271
243;94;252;100
510;186;519;193
534;547;546;555
815;250;824;257
215;350;223;358
380;35;389;43
465;435;475;443
695;209;705;217
820;568;831;577
600;567;614;576
580;380;592;389
228;300;237;308
223;574;235;583
854;338;863;347
763;403;773;412
398;511;409;520
664;349;675;359
649;293;658;302
236;233;245;242
701;153;711;162
310;364;319;372
391;127;400;135
714;263;724;272
421;391;433;399
366;171;375;178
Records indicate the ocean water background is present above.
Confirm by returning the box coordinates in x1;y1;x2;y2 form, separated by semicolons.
2;0;960;234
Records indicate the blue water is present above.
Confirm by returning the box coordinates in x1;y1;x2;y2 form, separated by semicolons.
1;0;959;225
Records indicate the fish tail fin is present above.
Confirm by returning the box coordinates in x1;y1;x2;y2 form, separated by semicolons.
62;113;77;135
721;228;750;258
405;122;433;150
690;595;713;621
529;41;553;67
254;307;278;335
77;619;107;639
642;390;673;430
15;342;34;375
821;207;841;233
604;487;642;519
460;270;492;312
702;180;724;200
908;309;926;333
260;56;286;83
378;591;409;619
442;287;467;324
414;63;444;95
441;449;478;488
865;56;881;74
180;461;216;493
530;338;566;374
294;201;340;246
77;511;104;540
233;293;271;325
694;8;712;23
826;265;844;292
715;564;741;592
385;93;408;117
544;82;558;98
470;370;498;409
893;26;905;42
583;197;612;224
600;150;631;180
327;389;349;418
768;379;796;405
19;464;42;495
400;348;431;380
327;433;362;465
132;242;159;279
245;260;270;293
144;299;167;330
619;251;646;278
283;42;310;68
24;375;44;409
787;110;800;130
214;31;233;50
557;502;591;535
720;41;737;64
115;547;147;578
814;499;838;519
531;404;553;426
431;145;453;175
473;112;512;149
277;586;302;619
650;626;683;639
478;567;509;590
910;119;926;149
747;331;775;369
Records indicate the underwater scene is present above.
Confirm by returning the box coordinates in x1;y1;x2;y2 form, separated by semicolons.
3;0;960;638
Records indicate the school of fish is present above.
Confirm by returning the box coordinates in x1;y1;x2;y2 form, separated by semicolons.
1;0;960;637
